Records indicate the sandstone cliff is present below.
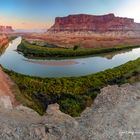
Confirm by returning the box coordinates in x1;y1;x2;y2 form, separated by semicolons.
0;35;9;48
48;13;140;34
0;83;140;140
0;26;14;33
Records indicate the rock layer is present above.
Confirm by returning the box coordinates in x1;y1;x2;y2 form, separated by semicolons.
48;13;140;33
0;35;9;47
0;26;14;32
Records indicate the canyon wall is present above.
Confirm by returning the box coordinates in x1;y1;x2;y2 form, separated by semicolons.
0;34;9;47
48;13;140;34
0;26;14;33
26;14;140;48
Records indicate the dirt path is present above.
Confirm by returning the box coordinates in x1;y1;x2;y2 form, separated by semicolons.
0;67;18;106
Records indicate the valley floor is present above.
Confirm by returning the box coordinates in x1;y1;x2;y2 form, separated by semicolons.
24;33;140;48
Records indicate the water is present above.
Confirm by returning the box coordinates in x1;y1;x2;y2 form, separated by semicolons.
0;37;140;78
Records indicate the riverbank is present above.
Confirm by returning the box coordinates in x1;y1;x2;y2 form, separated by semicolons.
4;57;140;116
0;34;17;55
17;39;140;58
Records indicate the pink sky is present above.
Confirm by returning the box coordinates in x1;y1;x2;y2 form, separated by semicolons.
0;16;52;29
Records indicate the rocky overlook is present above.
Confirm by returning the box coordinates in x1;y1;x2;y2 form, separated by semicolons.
0;76;140;139
0;26;14;33
48;13;140;33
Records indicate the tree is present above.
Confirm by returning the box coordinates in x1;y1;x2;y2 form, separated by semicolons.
73;45;80;50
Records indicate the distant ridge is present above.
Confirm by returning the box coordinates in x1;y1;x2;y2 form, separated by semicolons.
0;26;14;32
48;13;140;33
15;29;46;33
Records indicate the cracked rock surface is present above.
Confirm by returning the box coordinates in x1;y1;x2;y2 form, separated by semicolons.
0;83;140;140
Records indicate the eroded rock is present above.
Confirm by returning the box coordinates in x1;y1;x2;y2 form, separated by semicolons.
48;13;140;34
0;26;14;33
1;83;140;139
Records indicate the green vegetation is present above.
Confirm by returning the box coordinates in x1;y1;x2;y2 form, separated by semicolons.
8;36;17;41
4;57;140;117
73;44;80;50
18;40;140;58
0;46;6;55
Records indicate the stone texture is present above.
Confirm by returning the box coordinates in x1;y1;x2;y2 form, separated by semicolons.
1;83;140;139
48;13;140;33
0;96;13;109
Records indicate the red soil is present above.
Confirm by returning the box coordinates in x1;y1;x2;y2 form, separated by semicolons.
24;34;140;48
0;67;19;106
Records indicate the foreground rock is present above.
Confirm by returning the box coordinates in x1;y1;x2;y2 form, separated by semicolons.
0;83;140;139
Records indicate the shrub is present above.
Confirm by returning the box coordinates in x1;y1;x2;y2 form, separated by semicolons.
73;45;80;50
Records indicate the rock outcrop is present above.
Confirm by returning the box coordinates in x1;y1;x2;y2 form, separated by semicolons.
0;35;9;47
1;83;140;139
0;26;14;33
48;13;140;33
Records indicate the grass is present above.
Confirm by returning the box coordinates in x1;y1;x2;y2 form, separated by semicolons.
17;39;140;58
4;57;140;117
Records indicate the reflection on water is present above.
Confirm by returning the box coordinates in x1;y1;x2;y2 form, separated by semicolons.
100;49;132;59
0;37;140;78
24;59;79;66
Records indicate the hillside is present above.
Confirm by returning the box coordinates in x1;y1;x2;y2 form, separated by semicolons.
0;26;14;33
0;35;9;48
48;13;140;34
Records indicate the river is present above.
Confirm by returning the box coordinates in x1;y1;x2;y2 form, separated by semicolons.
0;37;140;77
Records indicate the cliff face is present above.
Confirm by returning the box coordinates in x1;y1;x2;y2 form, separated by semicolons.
48;13;140;33
0;35;9;47
0;26;14;32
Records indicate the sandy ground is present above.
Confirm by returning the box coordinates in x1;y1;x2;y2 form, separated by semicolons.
0;67;18;106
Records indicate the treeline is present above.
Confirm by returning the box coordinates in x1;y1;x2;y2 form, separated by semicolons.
17;40;140;58
8;36;17;41
4;57;140;116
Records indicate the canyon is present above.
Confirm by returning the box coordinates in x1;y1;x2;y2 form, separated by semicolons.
0;14;140;140
0;35;9;48
0;25;14;48
0;26;14;33
48;13;140;33
24;14;140;48
0;80;140;139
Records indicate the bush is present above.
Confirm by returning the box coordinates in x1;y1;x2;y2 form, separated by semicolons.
17;40;140;58
4;57;140;116
59;98;82;117
73;45;80;50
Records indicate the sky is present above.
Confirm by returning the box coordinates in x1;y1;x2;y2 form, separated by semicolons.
0;0;140;30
